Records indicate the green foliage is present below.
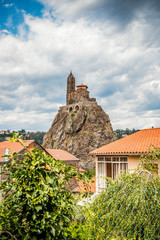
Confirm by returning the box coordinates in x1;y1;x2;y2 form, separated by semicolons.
0;129;46;145
71;113;75;117
27;131;46;145
0;134;77;240
83;169;95;179
114;128;140;139
0;131;13;142
78;169;95;198
139;146;160;174
69;172;160;239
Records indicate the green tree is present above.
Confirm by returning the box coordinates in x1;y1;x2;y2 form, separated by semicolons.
139;146;160;174
0;133;77;240
29;131;46;145
125;128;130;135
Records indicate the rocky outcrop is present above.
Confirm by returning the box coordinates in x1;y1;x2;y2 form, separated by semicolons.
43;101;116;170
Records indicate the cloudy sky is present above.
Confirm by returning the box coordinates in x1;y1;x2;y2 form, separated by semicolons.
0;0;160;131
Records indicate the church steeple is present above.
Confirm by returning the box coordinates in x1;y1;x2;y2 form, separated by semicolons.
66;72;75;105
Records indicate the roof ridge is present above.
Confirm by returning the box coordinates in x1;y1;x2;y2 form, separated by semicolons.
141;127;160;131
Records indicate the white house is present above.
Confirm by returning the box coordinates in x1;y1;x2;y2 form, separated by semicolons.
90;128;160;192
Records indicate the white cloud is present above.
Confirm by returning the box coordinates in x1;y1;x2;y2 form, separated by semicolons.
0;109;55;131
38;0;99;20
3;3;14;8
0;2;160;130
110;109;160;130
1;29;10;34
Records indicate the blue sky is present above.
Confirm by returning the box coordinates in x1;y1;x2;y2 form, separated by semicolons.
0;0;43;34
0;0;160;131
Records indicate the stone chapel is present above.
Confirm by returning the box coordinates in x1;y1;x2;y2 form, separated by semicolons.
66;72;96;105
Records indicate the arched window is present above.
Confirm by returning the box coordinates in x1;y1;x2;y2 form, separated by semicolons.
75;105;79;111
69;107;73;112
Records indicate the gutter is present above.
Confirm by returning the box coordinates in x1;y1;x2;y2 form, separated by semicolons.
89;153;146;156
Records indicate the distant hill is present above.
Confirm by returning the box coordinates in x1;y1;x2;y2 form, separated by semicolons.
114;128;140;139
0;128;140;144
0;129;46;145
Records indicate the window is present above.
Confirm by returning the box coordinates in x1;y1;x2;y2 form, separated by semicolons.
69;107;73;112
105;157;111;162
97;156;128;191
75;105;79;111
4;148;9;162
97;156;128;185
98;157;104;161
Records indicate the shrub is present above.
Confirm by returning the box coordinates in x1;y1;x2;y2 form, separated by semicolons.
71;172;160;240
139;145;160;174
0;134;77;240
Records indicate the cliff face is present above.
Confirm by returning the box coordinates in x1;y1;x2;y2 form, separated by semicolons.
43;101;116;170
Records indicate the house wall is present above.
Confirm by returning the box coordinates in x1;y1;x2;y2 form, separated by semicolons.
128;155;140;172
128;155;160;174
96;156;98;192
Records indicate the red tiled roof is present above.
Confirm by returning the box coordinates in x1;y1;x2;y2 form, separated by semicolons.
77;84;88;88
46;149;79;161
79;168;85;172
74;176;96;193
90;128;160;155
0;140;34;162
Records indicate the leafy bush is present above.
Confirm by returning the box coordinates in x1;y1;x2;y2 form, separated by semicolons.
0;134;77;240
69;172;160;240
139;145;160;174
78;169;95;198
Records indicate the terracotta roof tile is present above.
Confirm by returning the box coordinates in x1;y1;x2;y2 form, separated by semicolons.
77;84;88;88
79;168;85;172
90;128;160;155
74;176;96;193
46;149;79;161
0;140;34;162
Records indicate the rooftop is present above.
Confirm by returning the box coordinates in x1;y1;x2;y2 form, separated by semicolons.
73;176;96;193
76;84;88;88
0;140;34;162
90;128;160;155
46;149;79;161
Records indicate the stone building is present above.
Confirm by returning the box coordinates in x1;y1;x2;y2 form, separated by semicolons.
66;72;95;105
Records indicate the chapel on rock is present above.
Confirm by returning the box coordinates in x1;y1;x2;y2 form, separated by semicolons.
66;72;96;105
43;72;116;170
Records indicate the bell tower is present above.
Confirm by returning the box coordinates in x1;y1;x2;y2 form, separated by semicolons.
66;71;76;105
